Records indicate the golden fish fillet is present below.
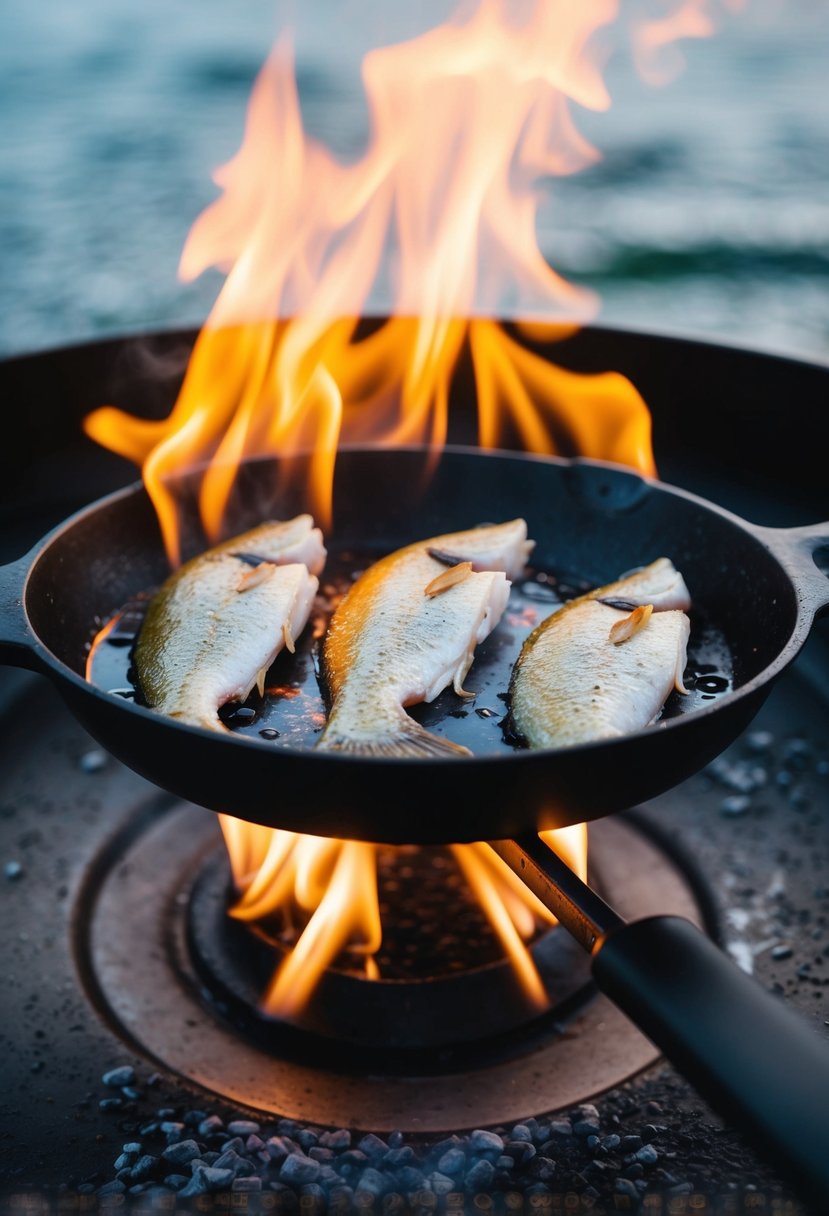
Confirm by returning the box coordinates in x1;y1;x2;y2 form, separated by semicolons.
318;520;533;758
135;516;326;732
510;557;691;749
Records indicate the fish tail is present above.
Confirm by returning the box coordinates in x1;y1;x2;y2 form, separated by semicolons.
317;713;471;759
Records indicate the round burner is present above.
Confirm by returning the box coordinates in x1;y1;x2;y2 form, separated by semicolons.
76;801;706;1131
188;847;592;1052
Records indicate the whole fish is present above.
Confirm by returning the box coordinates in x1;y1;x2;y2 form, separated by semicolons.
318;520;533;758
135;516;326;732
509;557;691;750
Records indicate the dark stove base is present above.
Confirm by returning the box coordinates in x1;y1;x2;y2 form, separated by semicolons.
83;807;701;1129
2;652;829;1212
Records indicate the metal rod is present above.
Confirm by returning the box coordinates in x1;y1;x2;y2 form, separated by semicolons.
489;835;624;952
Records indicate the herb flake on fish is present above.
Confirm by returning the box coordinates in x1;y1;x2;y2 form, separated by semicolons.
509;557;691;750
317;520;533;759
134;516;326;733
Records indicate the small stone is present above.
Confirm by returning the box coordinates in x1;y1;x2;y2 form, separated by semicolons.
227;1120;260;1136
212;1150;242;1173
319;1129;351;1151
468;1129;504;1154
160;1121;185;1135
280;1154;321;1185
99;1098;123;1112
162;1139;201;1166
720;795;750;818
308;1147;333;1164
296;1129;318;1151
79;749;108;773
121;1087;141;1101
4;861;23;881
644;1101;662;1115
355;1167;389;1197
528;1157;556;1183
573;1120;600;1137
122;1143;142;1154
183;1110;207;1125
388;1130;404;1150
339;1149;369;1168
130;1155;159;1181
429;1172;456;1196
746;730;774;754
358;1133;388;1159
437;1147;465;1175
178;1174;209;1198
246;1134;265;1152
615;1179;639;1200
385;1146;415;1167
465;1159;495;1191
198;1116;224;1137
548;1120;573;1137
496;1156;513;1171
635;1145;658;1166
96;1181;126;1197
102;1066;136;1088
395;1166;426;1192
164;1175;189;1191
510;1123;533;1142
603;1135;621;1150
621;1135;642;1152
195;1166;235;1191
771;944;793;961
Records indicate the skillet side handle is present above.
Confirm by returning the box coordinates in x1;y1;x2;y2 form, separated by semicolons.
593;916;829;1208
0;553;42;671
757;522;829;620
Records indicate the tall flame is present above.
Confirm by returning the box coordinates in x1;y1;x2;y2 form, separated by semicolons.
81;0;672;567
220;816;587;1017
86;0;739;1016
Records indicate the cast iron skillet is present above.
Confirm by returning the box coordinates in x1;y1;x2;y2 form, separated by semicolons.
4;445;829;1204
0;445;827;842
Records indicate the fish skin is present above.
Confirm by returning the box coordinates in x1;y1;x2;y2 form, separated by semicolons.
509;557;691;750
318;520;533;759
135;518;325;732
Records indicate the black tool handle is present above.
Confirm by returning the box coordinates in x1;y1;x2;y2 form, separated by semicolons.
593;915;829;1206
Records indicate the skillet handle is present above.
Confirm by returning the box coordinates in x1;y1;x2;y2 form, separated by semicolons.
593;915;829;1207
0;552;42;671
757;522;829;619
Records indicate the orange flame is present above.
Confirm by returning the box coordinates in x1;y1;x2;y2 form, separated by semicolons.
220;815;585;1016
82;0;670;567
87;0;736;1017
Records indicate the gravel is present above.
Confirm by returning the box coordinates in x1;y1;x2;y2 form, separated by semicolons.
87;1061;790;1206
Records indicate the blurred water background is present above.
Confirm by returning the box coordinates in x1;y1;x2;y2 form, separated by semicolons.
2;0;827;362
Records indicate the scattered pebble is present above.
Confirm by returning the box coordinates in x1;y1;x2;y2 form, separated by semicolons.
4;861;23;881
79;749;108;774
720;794;751;818
771;944;793;961
102;1066;136;1088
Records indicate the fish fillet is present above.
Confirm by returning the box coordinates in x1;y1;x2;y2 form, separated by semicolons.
510;557;691;749
317;520;533;759
135;517;325;732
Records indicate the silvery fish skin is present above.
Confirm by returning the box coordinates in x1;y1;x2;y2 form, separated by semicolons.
135;517;326;733
510;557;691;750
318;520;533;758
